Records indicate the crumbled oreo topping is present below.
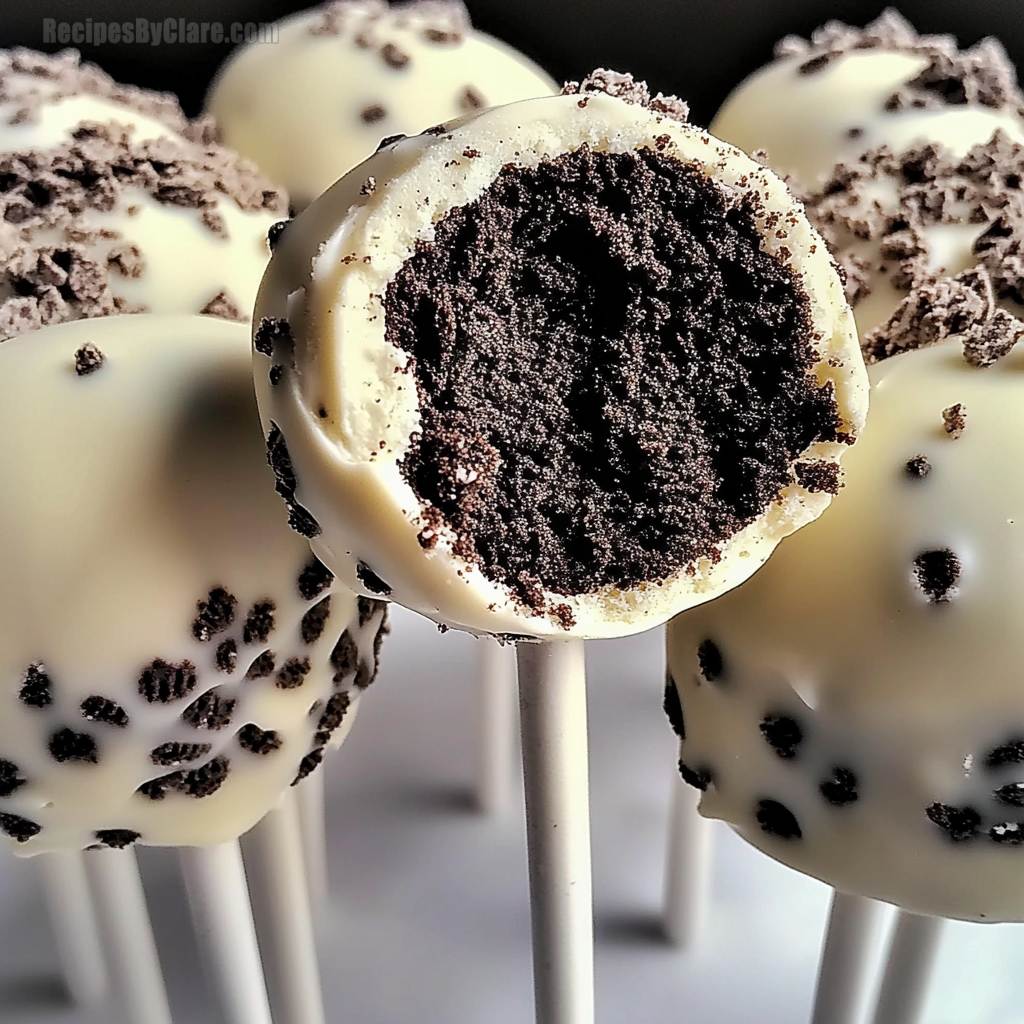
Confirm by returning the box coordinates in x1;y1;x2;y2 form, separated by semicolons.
138;755;230;800
237;724;283;755
192;587;237;642
138;658;197;703
200;290;245;322
357;595;383;627
355;561;392;596
74;341;105;375
794;459;842;495
388;145;837;615
820;766;859;806
19;662;53;707
315;691;352;745
330;631;358;681
301;597;332;644
243;600;276;645
696;640;725;683
268;220;290;251
912;548;961;603
291;747;325;785
298;556;334;600
776;10;1023;115
942;403;967;438
800;132;1024;365
985;739;1024;769
254;317;294;359
215;639;238;673
266;424;322;538
80;696;129;728
759;714;804;759
926;801;981;842
0;759;26;798
994;782;1024;808
149;742;212;766
904;454;931;478
755;798;802;840
0;811;41;842
662;677;685;738
678;761;713;791
561;70;689;125
181;687;237;730
245;651;276;680
0;122;286;339
277;656;311;689
49;728;98;764
94;829;141;848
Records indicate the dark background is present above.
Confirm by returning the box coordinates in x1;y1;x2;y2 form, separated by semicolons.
3;1;1023;125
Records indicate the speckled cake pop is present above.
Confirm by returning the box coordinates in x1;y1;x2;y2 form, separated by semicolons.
251;72;867;639
711;10;1024;190
0;50;288;339
206;0;558;210
0;313;387;855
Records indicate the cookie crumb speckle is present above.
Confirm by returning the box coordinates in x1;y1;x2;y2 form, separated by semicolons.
74;342;105;375
912;548;962;603
942;403;967;438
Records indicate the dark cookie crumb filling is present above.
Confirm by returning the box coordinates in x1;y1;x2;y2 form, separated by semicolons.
246;651;276;680
756;798;802;840
794;459;842;495
904;454;931;478
678;760;713;791
0;759;26;798
266;423;322;538
355;561;392;596
820;766;859;806
19;662;53;708
95;829;141;849
243;600;276;645
315;692;352;746
150;741;212;766
238;724;283;755
301;597;332;644
138;755;230;800
291;747;325;785
387;146;837;615
277;657;311;689
986;739;1024;769
192;587;237;642
80;695;130;728
696;639;725;683
298;556;335;600
138;658;197;703
181;688;237;730
0;811;41;842
942;403;967;439
760;714;804;760
926;801;982;842
74;342;105;376
49;728;98;764
662;677;685;738
913;548;961;603
215;639;238;673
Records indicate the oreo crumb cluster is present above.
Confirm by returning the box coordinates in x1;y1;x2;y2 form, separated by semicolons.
206;0;558;211
0;49;289;339
253;74;866;638
0;314;386;855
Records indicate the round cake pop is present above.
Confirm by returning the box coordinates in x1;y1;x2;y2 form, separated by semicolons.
710;10;1024;190
251;72;868;640
206;0;558;210
0;53;288;339
0;313;388;855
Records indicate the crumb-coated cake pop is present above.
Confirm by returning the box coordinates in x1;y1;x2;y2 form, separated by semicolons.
206;0;558;210
0;52;288;339
0;314;388;855
665;329;1024;923
711;10;1024;190
252;72;868;639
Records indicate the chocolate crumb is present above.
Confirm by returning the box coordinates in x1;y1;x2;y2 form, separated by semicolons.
760;714;803;759
291;747;325;785
245;651;276;680
200;290;245;322
361;177;377;196
215;639;238;673
237;723;283;755
254;317;294;358
243;600;276;645
989;823;1024;845
381;43;411;69
904;454;932;478
678;760;713;791
49;728;98;764
19;663;53;708
561;70;689;124
80;696;129;728
192;587;237;642
697;639;725;683
912;548;961;603
0;759;26;798
795;459;842;494
356;561;392;596
150;741;212;766
361;104;388;124
662;676;685;738
942;403;967;438
301;597;332;644
0;812;41;842
985;739;1024;769
798;52;838;75
266;423;321;538
298;556;335;600
74;341;105;376
377;133;407;151
315;691;352;745
330;630;358;682
181;687;237;730
269;364;285;386
276;657;311;689
819;766;859;806
756;798;802;840
268;220;290;251
926;802;982;842
357;595;383;627
138;659;197;703
846;126;864;139
993;781;1024;808
94;829;140;849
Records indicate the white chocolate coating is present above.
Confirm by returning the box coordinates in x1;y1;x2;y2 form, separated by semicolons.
0;315;386;855
711;50;1024;189
206;0;558;209
253;90;867;639
667;338;1024;922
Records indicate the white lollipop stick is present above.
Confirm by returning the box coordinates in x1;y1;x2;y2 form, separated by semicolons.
248;791;325;1024
477;637;517;814
810;891;887;1024
517;639;594;1024
37;850;108;1006
662;772;713;947
86;847;173;1024
869;910;944;1024
296;768;329;907
179;841;272;1024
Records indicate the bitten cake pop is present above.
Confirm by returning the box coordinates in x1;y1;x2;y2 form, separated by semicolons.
252;73;868;641
0;313;387;855
710;9;1024;190
0;54;288;339
206;0;558;210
